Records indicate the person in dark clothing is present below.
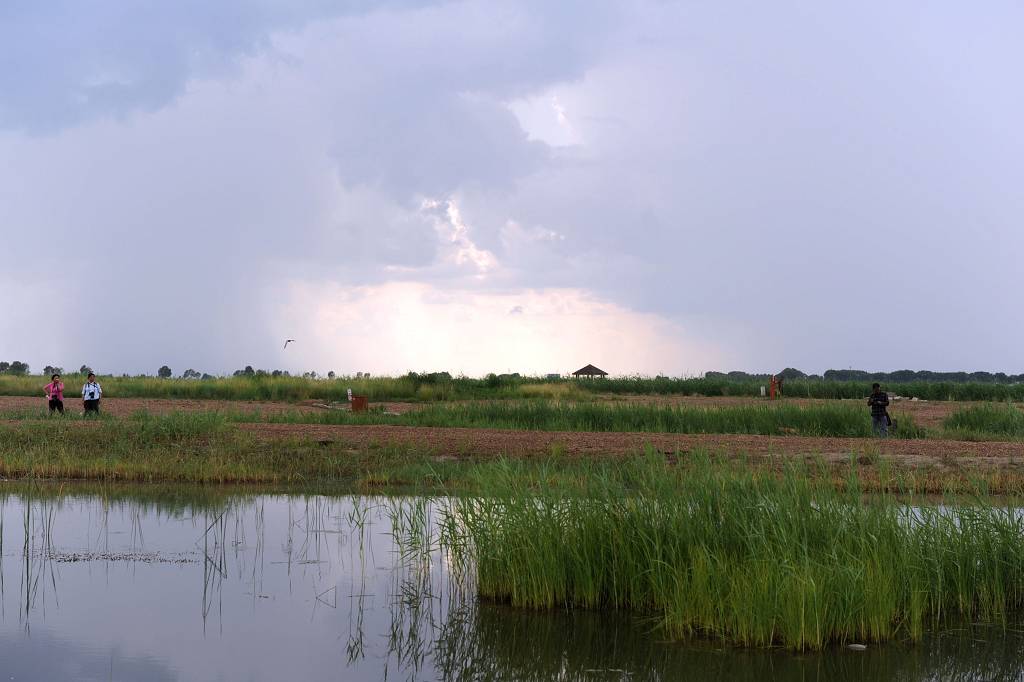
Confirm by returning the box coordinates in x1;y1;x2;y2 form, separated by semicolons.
868;383;889;437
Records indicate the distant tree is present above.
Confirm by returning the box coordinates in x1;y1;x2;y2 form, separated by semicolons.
233;366;256;377
43;365;61;376
8;361;29;375
777;368;807;381
0;362;9;373
726;370;770;381
182;369;201;379
201;373;215;380
327;371;336;379
79;365;92;375
157;366;172;378
271;369;283;378
255;369;269;377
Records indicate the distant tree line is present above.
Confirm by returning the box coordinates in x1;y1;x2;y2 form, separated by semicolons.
232;365;291;378
1;362;98;376
0;362;341;380
230;366;340;380
0;361;30;375
705;369;1024;384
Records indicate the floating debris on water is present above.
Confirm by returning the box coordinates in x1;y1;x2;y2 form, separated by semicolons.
48;551;198;564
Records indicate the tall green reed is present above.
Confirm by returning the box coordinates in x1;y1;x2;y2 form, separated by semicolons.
437;454;1024;650
235;401;926;439
943;404;1024;439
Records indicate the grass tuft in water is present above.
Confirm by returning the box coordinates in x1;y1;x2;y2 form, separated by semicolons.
439;453;1024;650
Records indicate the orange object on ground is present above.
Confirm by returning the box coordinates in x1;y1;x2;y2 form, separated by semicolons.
351;396;369;412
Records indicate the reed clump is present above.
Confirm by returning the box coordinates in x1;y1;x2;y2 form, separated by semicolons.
943;404;1024;440
439;454;1024;650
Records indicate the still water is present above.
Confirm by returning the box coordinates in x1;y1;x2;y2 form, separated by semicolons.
0;486;1021;682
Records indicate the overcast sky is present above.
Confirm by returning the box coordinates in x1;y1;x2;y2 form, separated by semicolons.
2;1;1022;377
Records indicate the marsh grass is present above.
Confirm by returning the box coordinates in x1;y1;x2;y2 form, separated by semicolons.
0;413;446;485
943;404;1024;440
231;401;928;439
0;374;587;402
439;454;1024;650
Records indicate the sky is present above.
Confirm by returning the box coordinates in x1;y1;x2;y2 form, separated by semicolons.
1;1;1022;378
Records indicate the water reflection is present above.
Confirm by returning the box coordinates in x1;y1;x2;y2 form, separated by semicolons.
0;484;1021;681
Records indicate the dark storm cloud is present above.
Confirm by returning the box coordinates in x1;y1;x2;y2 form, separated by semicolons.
0;0;445;132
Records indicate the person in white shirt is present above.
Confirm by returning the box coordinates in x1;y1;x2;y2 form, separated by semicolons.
82;372;102;415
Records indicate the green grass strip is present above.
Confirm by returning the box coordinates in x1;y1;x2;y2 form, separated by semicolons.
229;401;927;439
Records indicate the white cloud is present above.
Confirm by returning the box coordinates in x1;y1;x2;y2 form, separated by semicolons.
421;198;499;276
507;90;582;147
275;281;724;376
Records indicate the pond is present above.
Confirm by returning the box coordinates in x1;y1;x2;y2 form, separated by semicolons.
0;486;1021;681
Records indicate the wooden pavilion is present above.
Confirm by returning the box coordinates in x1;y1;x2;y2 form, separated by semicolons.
572;364;608;378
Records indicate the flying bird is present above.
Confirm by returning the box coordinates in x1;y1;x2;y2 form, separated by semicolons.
283;339;296;349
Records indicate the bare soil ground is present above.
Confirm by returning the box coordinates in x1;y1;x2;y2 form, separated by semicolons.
235;423;1024;472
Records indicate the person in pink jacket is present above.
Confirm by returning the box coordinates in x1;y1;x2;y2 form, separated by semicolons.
44;373;65;415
